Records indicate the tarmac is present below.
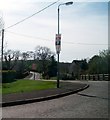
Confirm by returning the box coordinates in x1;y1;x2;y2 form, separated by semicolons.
2;81;89;107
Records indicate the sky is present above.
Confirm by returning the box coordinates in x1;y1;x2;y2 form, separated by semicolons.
0;0;109;62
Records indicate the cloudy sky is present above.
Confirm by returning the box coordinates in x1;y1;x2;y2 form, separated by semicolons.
0;0;109;62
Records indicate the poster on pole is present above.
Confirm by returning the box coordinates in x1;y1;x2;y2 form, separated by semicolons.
55;34;61;54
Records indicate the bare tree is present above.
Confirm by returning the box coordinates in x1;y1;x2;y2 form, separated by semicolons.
35;46;54;60
3;50;20;70
21;52;30;61
35;46;55;78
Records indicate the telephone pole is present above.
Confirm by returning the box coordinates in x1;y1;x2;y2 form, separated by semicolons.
1;29;4;63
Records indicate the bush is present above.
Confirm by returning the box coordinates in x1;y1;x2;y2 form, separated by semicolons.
15;71;29;79
60;73;74;80
1;70;16;83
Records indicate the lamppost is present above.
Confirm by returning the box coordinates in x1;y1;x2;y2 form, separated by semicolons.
56;1;73;88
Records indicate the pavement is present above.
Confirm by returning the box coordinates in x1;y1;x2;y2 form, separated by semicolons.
2;81;89;107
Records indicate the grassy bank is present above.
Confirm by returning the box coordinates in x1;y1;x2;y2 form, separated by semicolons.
2;79;57;94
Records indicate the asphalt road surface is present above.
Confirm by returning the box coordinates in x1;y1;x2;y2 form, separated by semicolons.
29;71;41;80
2;81;109;118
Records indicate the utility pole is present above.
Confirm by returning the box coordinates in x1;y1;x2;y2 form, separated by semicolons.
0;29;4;83
57;6;60;88
34;53;35;80
1;29;4;63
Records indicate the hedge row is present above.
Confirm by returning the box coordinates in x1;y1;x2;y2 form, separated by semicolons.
0;70;16;83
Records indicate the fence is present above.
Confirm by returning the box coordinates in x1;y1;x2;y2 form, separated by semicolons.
80;74;109;81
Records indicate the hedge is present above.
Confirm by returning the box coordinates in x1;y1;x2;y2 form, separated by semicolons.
60;73;75;80
1;70;16;83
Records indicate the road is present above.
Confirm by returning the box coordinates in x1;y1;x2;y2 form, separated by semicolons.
29;71;41;80
2;81;109;118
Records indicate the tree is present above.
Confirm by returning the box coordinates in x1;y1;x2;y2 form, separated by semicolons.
88;55;101;74
69;59;88;79
35;46;55;78
99;49;110;74
35;46;54;60
21;51;32;70
88;49;109;74
3;50;20;70
16;51;34;78
48;56;57;77
80;59;88;74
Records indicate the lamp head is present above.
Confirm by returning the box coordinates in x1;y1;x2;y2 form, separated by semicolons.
65;2;73;6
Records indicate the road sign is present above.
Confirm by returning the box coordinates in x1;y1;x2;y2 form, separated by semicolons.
55;34;61;54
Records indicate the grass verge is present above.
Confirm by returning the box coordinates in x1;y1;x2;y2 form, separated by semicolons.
2;79;57;95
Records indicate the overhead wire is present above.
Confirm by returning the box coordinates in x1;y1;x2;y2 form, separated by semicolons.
4;0;60;30
6;30;52;42
3;1;108;46
63;41;108;46
5;30;108;46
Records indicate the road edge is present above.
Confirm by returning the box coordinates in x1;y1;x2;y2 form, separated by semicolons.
2;84;89;107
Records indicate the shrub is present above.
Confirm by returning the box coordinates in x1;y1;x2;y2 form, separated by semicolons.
60;73;74;80
15;70;29;79
1;70;16;83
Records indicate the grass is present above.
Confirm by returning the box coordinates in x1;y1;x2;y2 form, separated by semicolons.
2;79;57;95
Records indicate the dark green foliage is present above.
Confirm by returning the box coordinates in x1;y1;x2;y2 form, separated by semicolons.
59;62;71;74
2;48;109;82
2;70;16;83
99;49;109;74
48;56;57;78
60;73;73;80
35;46;56;79
80;59;88;71
88;55;101;74
69;59;88;80
88;50;109;74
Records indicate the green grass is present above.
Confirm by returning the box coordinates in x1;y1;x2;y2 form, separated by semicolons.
2;79;57;94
